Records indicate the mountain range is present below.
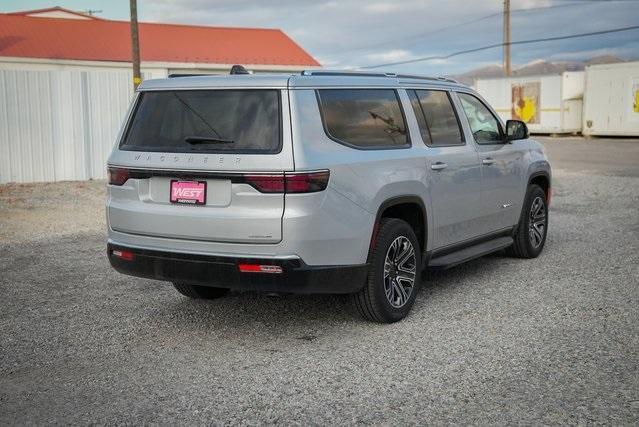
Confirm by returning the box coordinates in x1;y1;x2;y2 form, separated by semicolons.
452;55;630;85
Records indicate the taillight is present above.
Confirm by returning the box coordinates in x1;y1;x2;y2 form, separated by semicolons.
108;167;130;186
243;170;329;194
285;171;330;193
243;174;285;193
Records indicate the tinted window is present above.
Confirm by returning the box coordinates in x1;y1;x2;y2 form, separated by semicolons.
458;93;503;144
409;90;463;146
407;90;432;145
317;89;408;148
122;90;280;153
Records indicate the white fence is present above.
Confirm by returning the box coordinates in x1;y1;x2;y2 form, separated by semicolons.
0;69;139;183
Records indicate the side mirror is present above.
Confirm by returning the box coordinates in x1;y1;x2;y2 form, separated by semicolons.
505;120;529;141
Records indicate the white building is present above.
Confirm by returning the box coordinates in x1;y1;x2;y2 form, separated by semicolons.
0;7;320;183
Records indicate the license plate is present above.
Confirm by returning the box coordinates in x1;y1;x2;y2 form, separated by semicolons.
170;180;206;205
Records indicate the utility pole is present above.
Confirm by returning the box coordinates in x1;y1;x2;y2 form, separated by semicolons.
129;0;142;90
503;0;511;76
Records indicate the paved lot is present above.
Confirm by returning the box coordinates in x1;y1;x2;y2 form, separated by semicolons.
1;137;638;424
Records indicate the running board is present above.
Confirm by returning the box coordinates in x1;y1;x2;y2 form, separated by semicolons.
428;236;513;269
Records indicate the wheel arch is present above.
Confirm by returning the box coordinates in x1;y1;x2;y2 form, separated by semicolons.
367;196;429;262
528;171;551;204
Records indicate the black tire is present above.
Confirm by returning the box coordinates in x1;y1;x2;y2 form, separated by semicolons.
507;184;548;258
172;283;229;299
352;218;422;323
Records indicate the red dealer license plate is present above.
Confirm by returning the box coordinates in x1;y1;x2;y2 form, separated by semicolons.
170;180;207;205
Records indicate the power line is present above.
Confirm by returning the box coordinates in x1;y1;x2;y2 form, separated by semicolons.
553;0;638;2
322;1;620;56
360;24;639;69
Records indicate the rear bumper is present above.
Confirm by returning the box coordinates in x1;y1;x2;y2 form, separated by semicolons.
107;243;368;294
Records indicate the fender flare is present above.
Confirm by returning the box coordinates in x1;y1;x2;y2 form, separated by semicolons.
366;195;429;263
527;171;552;204
527;171;551;187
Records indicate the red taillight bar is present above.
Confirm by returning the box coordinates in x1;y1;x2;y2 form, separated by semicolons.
243;170;329;194
285;171;330;193
108;167;130;186
242;174;285;193
106;168;329;193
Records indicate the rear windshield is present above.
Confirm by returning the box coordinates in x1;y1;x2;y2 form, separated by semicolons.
121;90;281;153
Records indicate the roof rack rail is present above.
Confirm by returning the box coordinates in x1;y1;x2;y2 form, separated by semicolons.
301;70;397;78
396;74;460;84
300;70;460;84
168;73;211;78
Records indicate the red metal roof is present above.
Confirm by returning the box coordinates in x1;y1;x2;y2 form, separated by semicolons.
0;13;320;66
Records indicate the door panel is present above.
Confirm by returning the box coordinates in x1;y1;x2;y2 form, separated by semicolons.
456;92;526;234
475;142;526;232
426;145;483;248
404;88;483;249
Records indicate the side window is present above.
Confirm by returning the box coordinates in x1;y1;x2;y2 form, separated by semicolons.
408;89;463;146
407;90;432;145
458;93;503;144
317;89;409;148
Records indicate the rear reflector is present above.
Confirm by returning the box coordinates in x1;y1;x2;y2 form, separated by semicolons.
108;167;130;186
238;263;283;274
112;249;134;261
243;170;329;194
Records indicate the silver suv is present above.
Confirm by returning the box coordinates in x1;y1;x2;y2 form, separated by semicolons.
106;70;551;323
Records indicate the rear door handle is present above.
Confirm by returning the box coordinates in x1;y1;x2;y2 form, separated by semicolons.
482;158;495;165
431;162;448;171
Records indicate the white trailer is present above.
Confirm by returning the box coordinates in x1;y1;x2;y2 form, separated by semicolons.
475;72;584;134
582;61;639;137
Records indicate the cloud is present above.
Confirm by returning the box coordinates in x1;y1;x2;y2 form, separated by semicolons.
364;2;402;13
314;57;340;67
515;0;553;9
365;49;415;63
137;0;639;75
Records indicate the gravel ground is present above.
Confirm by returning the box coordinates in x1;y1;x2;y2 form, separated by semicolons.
0;180;105;242
1;137;638;424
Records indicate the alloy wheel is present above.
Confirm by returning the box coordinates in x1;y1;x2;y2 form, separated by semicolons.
383;236;417;308
529;196;547;248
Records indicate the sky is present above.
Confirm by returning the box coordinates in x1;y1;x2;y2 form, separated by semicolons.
2;0;638;75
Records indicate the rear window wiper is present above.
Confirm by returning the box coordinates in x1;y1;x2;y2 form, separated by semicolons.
185;136;235;144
